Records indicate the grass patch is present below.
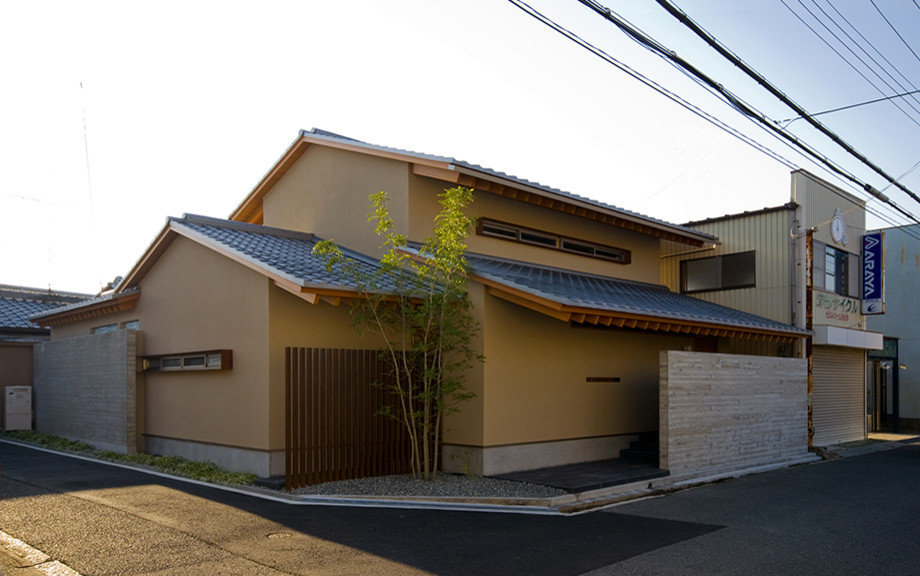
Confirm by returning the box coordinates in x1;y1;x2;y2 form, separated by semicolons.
2;430;257;486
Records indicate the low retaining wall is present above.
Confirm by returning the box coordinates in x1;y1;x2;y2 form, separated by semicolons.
33;330;141;453
660;351;810;480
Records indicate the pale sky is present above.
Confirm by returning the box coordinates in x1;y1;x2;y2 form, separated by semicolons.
3;0;919;294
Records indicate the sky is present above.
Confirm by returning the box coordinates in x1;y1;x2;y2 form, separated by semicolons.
2;0;919;294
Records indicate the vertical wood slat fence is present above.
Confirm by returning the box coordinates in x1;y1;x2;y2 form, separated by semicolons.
285;348;412;491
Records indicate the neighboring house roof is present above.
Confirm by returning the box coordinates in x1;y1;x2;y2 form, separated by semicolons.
466;253;808;342
0;285;91;341
231;128;719;248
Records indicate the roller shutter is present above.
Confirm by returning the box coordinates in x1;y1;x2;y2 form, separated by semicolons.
812;346;866;446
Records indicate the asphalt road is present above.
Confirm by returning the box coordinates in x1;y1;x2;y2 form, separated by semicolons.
1;440;919;575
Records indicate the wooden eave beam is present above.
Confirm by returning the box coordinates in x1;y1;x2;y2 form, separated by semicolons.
231;139;312;224
35;291;141;328
467;175;707;247
481;284;802;343
411;163;461;184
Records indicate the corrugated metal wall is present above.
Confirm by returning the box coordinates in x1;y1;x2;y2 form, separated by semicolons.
811;346;866;446
792;170;865;250
661;206;794;325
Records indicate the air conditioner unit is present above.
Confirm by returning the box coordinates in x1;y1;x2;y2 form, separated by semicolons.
4;386;32;431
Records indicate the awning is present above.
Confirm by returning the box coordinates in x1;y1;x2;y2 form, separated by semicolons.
467;253;809;343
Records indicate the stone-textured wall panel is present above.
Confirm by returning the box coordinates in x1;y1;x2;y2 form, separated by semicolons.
661;351;809;479
33;330;139;453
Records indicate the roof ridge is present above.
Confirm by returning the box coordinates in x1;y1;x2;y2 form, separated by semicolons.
176;214;316;241
0;285;91;303
299;129;717;245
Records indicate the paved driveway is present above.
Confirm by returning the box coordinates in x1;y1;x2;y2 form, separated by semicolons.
0;442;715;575
591;439;920;575
2;440;920;575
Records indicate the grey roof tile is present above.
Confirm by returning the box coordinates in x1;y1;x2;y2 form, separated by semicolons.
173;215;399;292
466;253;807;335
0;286;91;330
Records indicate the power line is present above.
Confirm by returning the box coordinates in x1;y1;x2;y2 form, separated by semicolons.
644;0;920;210
778;89;920;125
506;0;920;232
504;0;800;171
785;0;920;127
872;0;920;66
821;0;920;110
778;0;920;131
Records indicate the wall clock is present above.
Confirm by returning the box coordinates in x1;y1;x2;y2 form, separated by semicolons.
831;208;847;246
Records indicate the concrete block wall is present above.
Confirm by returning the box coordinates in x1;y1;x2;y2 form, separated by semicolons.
660;351;810;480
33;330;140;453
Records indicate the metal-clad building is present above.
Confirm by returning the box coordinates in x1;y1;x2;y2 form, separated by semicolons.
866;224;920;432
662;170;883;447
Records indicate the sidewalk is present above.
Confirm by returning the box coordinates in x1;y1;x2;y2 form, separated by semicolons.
818;432;920;459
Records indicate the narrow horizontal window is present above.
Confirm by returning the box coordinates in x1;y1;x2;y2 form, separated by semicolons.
477;218;631;265
519;230;557;248
480;221;518;240
144;349;233;372
561;239;595;256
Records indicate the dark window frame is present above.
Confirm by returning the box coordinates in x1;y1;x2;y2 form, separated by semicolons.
680;251;756;294
477;218;631;265
143;349;233;372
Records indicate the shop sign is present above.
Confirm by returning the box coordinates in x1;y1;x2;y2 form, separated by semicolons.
862;232;884;315
813;290;862;329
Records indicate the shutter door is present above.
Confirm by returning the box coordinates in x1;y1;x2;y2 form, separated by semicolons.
812;347;866;446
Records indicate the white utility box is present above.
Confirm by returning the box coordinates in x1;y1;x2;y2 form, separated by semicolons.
4;386;32;431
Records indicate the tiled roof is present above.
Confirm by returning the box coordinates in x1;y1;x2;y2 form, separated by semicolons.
300;129;718;244
466;253;807;336
0;286;90;334
173;215;401;292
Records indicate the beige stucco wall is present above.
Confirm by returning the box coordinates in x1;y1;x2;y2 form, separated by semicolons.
261;145;411;258
407;174;663;283
480;293;689;446
50;237;273;453
266;286;387;450
259;145;667;283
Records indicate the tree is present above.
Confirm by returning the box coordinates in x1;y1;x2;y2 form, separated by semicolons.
313;186;481;480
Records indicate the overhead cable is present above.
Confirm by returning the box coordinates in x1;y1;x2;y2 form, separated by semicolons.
645;0;920;207
504;0;799;171
506;0;920;230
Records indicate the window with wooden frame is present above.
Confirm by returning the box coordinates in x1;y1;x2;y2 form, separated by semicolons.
143;349;232;372
477;218;631;264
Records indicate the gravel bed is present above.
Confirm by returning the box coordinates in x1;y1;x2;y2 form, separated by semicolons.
289;473;567;499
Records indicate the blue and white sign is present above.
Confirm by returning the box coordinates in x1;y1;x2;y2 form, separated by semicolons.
862;232;884;315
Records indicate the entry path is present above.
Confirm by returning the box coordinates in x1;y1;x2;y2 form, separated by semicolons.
0;443;716;575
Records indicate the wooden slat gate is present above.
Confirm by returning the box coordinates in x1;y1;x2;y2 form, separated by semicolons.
285;348;412;490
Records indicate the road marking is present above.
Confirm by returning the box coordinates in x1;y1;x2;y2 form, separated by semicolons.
0;530;82;576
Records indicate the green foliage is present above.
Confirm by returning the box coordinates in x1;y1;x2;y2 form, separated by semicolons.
2;430;257;486
314;186;483;481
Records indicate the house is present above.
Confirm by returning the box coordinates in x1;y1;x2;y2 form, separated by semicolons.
33;129;809;480
0;285;89;430
865;224;920;433
661;170;883;447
